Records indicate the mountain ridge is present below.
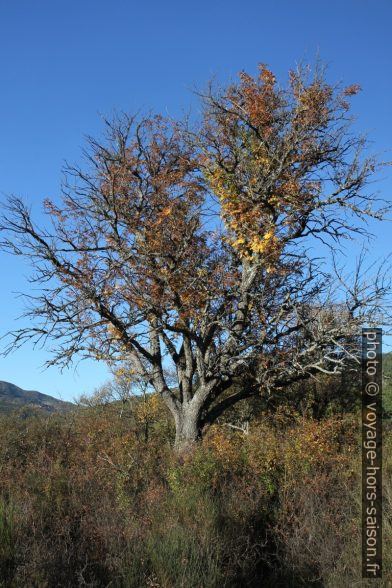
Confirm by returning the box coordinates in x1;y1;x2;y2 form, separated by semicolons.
0;380;74;415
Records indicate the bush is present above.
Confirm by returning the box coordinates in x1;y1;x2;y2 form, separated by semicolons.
0;406;390;586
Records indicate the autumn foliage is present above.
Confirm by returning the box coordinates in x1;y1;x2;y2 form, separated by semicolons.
1;61;389;450
1;402;386;587
0;58;391;587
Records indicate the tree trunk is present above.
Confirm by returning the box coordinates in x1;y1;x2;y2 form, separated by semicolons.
173;404;201;452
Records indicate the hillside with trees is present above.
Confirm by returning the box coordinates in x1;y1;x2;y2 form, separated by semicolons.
0;381;73;415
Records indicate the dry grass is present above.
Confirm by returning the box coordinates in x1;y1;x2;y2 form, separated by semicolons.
0;405;390;587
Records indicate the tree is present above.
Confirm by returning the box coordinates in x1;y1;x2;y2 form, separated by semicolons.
77;361;166;441
77;361;144;416
1;63;390;450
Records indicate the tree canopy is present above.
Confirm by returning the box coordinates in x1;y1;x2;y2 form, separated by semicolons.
1;62;390;449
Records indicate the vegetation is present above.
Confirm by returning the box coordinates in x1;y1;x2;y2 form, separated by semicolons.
0;356;390;586
383;352;392;417
0;392;391;587
0;60;390;586
1;61;390;449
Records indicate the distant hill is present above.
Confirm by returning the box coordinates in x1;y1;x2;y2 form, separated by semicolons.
0;381;74;415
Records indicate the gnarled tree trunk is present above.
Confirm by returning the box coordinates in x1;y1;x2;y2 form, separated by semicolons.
173;402;201;452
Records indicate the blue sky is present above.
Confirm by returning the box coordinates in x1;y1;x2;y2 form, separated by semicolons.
0;0;391;401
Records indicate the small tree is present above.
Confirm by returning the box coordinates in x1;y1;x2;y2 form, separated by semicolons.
1;62;390;450
78;364;164;441
77;361;143;415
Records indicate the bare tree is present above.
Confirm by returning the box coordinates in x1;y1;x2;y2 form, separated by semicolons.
1;63;390;450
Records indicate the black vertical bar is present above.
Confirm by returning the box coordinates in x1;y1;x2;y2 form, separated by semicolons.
362;328;382;578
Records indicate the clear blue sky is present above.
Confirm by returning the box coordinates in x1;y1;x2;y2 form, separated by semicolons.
0;0;391;401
